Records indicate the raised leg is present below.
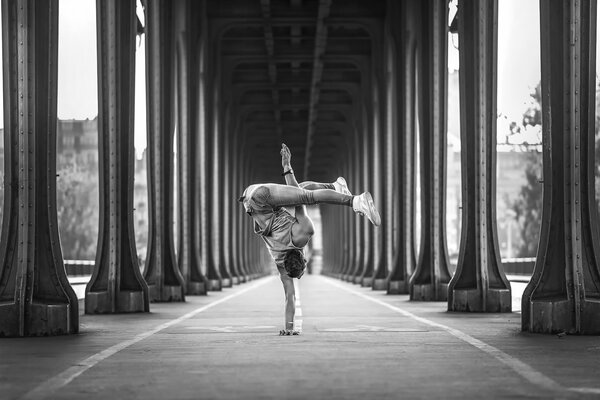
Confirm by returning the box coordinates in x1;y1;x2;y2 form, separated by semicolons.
299;181;335;191
259;184;353;208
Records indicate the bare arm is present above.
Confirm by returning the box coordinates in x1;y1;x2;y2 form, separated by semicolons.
279;271;296;331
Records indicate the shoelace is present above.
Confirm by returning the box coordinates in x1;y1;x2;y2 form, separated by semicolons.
279;329;300;336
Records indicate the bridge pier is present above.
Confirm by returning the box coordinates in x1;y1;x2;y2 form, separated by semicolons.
409;0;451;301
0;0;78;336
143;0;185;302
448;0;511;313
386;0;416;295
86;0;150;313
174;0;208;296
522;0;600;334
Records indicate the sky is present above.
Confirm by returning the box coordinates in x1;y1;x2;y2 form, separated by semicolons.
0;0;596;152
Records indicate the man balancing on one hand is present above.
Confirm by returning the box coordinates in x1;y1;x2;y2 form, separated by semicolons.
238;144;381;336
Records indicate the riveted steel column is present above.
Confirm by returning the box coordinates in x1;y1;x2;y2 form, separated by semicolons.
213;99;232;288
358;114;375;286
372;80;389;290
86;0;150;313
221;109;240;285
448;0;510;312
175;0;208;296
522;0;600;334
143;0;185;302
388;0;417;294
203;80;223;290
350;125;365;283
410;0;451;301
0;0;78;336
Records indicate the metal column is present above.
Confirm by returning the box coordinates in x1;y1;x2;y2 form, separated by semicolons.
175;0;208;295
0;0;78;335
410;0;451;301
522;0;600;334
86;0;150;313
387;0;416;294
448;0;511;312
143;0;185;302
372;81;389;291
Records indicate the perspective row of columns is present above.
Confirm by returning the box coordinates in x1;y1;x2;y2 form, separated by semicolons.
0;0;268;337
323;0;600;334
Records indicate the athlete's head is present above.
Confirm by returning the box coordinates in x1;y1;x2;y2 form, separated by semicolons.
283;249;306;279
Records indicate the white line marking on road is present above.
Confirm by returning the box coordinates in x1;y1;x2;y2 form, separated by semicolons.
569;387;600;394
324;278;566;394
20;277;275;400
294;279;303;332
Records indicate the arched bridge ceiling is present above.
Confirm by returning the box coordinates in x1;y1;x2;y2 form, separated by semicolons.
208;0;385;181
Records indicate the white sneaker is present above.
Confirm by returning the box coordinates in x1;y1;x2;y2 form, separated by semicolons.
333;177;352;195
352;192;381;226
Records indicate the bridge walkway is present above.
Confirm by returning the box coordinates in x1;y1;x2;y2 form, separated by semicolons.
2;275;598;399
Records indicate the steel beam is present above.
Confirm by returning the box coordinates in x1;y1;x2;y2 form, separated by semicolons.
447;0;510;312
387;0;416;294
409;0;451;301
86;0;150;313
522;0;600;334
143;0;185;302
0;0;78;336
175;0;208;295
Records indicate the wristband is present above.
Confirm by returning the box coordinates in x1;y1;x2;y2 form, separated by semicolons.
282;169;294;176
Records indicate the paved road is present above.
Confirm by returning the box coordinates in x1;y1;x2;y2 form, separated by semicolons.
1;275;599;399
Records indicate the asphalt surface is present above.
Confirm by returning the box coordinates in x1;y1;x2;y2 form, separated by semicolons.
1;274;599;400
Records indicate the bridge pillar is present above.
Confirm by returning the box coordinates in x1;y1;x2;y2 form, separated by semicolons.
214;101;233;288
0;0;78;336
448;0;511;313
196;27;223;290
387;1;416;294
410;0;451;301
522;0;600;334
224;124;241;284
175;0;208;295
372;82;389;291
143;0;185;302
358;115;375;286
86;0;150;313
347;133;364;282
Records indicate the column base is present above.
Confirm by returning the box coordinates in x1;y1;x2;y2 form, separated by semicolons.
387;280;409;294
85;291;148;313
221;278;232;288
208;279;222;291
186;281;207;295
449;288;511;312
231;276;240;285
353;276;362;284
0;302;74;337
410;283;448;301
148;285;184;302
372;278;387;291
526;297;600;334
361;277;373;287
238;275;248;283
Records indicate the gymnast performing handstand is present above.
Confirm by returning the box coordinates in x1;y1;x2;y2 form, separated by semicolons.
238;144;380;335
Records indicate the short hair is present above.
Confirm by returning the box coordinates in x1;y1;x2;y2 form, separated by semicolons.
283;249;305;279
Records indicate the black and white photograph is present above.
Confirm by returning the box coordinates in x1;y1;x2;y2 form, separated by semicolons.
1;0;599;399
